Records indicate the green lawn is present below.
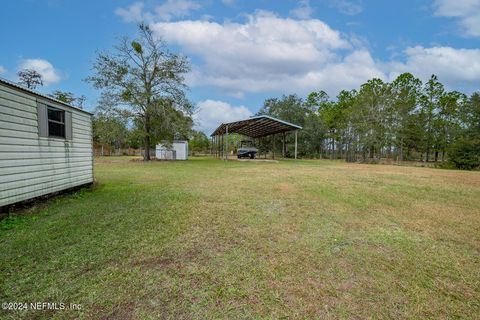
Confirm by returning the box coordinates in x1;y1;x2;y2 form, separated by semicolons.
1;157;479;319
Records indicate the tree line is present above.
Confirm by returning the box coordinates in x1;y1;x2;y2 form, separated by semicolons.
91;110;210;154
15;23;478;169
256;74;479;169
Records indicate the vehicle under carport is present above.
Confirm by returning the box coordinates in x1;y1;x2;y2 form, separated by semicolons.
210;115;302;160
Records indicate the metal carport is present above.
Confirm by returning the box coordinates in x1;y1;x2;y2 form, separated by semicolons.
210;115;302;160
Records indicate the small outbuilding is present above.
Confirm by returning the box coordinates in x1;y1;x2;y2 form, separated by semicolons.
156;141;188;160
0;78;94;208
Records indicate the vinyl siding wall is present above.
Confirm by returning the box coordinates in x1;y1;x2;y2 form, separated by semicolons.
0;83;93;207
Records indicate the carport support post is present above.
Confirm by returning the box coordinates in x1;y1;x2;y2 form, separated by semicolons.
272;134;275;160
225;125;228;161
294;130;298;160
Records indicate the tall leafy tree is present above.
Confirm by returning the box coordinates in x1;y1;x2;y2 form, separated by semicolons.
388;73;422;161
448;92;480;169
301;111;327;158
419;75;444;162
304;91;330;157
336;90;357;162
87;23;192;161
257;94;307;126
324;92;352;159
435;91;466;161
351;78;389;160
309;91;338;158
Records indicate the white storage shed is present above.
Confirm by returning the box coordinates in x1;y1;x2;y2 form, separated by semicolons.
156;141;188;160
0;78;93;208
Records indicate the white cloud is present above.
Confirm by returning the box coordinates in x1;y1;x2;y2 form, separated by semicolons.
434;0;480;37
115;2;146;22
155;0;201;21
387;46;480;90
116;0;201;22
311;50;385;92
185;50;385;97
150;11;370;96
0;65;6;74
221;0;235;7
290;0;314;19
194;100;252;133
18;59;62;86
328;0;363;16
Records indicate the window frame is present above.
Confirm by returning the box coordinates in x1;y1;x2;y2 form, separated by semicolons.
47;106;66;139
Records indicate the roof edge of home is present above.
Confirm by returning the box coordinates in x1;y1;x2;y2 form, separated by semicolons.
0;77;93;115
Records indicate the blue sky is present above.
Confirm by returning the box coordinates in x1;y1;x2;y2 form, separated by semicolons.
1;0;479;133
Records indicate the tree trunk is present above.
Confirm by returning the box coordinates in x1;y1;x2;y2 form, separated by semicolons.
143;114;151;161
399;144;403;162
331;135;335;160
346;141;354;163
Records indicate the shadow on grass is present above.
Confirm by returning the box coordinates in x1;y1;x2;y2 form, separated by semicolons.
0;182;98;232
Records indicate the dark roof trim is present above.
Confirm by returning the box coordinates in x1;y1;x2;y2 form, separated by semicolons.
211;115;302;138
0;77;93;115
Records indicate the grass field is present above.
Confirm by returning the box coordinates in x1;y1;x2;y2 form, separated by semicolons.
1;157;479;319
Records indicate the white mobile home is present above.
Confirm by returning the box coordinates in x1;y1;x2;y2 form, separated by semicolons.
0;78;93;207
156;141;188;160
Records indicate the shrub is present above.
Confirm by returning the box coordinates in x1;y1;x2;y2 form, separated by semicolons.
447;134;480;170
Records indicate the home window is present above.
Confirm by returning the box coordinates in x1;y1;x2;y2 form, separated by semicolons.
47;107;66;138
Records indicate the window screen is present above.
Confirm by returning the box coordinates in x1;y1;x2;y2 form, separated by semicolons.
47;107;66;138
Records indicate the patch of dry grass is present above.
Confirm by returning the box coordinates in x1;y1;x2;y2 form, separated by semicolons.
1;157;479;319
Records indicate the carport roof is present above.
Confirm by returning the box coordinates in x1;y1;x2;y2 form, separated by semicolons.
211;115;302;138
